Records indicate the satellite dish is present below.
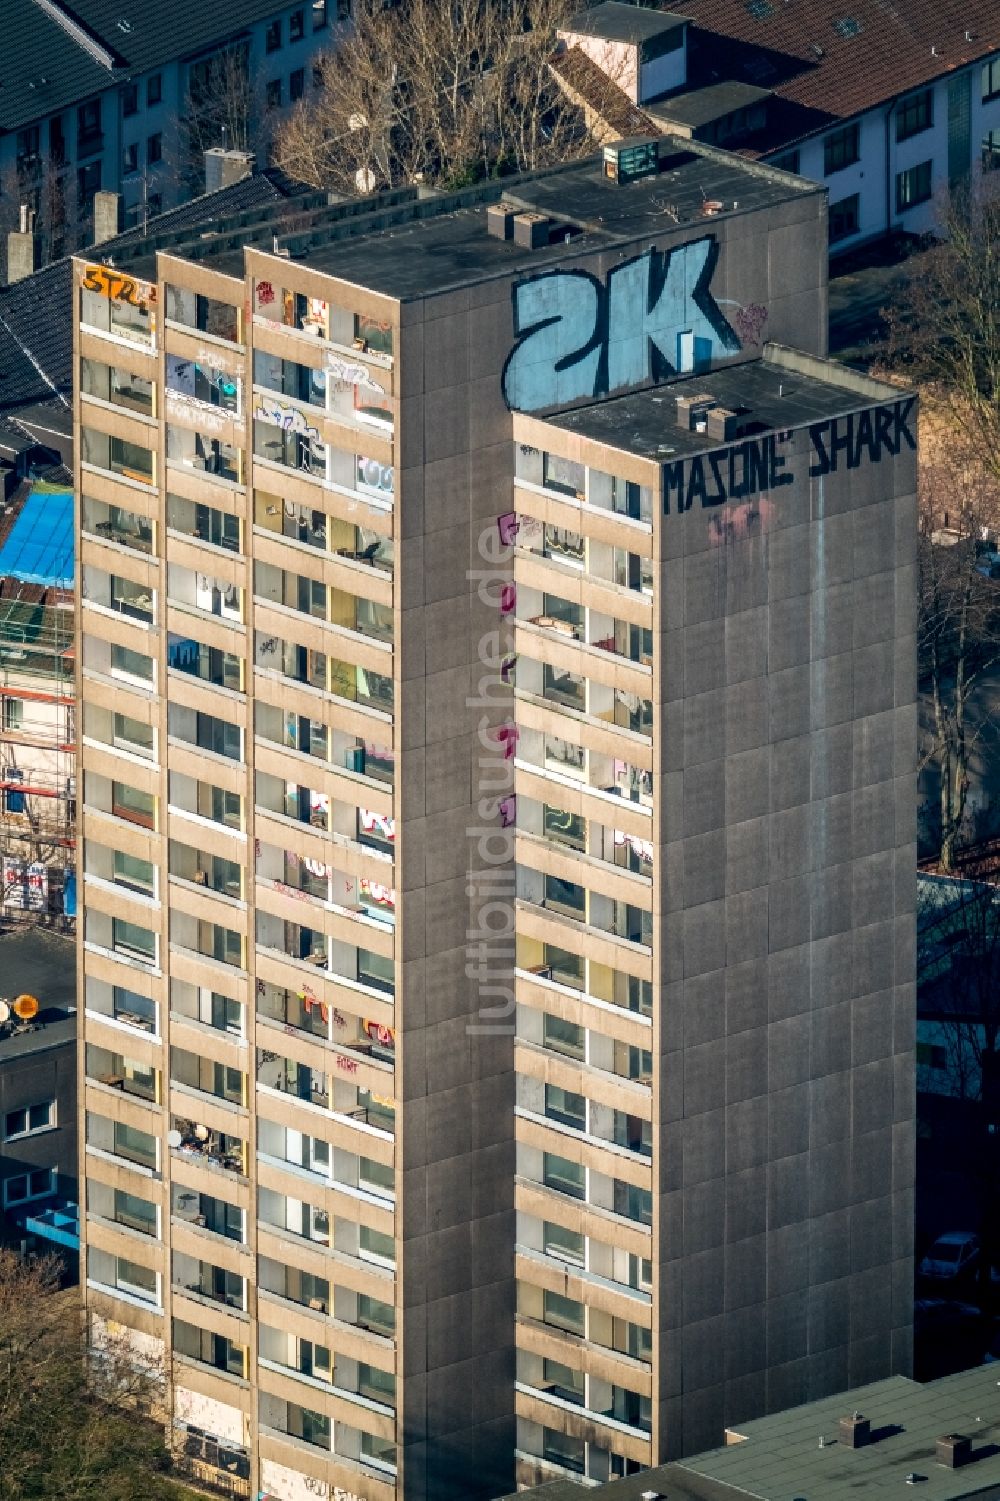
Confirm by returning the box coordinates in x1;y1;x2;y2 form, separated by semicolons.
166;1129;182;1148
13;994;38;1020
194;1124;209;1141
0;1001;10;1024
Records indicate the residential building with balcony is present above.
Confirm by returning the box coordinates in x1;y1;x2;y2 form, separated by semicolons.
72;134;914;1501
554;0;1000;258
3;0;346;274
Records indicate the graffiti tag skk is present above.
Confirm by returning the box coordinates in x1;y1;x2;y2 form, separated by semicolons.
502;238;740;412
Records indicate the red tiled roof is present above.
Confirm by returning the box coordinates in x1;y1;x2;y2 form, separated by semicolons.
679;0;1000;130
550;45;658;138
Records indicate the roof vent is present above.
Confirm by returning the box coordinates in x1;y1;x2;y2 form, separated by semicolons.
965;29;975;41
931;44;940;55
810;41;824;56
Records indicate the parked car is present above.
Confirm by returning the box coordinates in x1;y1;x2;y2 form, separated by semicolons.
918;1232;981;1282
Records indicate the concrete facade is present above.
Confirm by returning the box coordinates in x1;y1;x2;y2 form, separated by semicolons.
71;139;913;1501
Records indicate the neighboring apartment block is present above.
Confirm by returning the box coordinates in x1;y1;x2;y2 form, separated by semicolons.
73;138;915;1501
556;1;1000;255
3;0;344;271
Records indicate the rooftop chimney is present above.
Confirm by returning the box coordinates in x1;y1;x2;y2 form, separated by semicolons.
487;203;515;240
6;206;39;284
839;1412;871;1449
204;148;255;195
93;190;123;245
936;1434;972;1469
512;213;550;250
676;392;716;431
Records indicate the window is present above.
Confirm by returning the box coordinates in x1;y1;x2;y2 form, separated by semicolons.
78;100;102;144
545;1084;586;1130
354;313;393;356
312;0;328;26
984;58;1000;101
2;698;22;732
770;148;800;173
543;1220;585;1266
3;1168;56;1207
122;84;138;117
543;1289;586;1335
542;1012;585;1059
266;19;282;51
112;1119;157;1167
542;1358;585;1404
984;129;1000;173
112;986;156;1031
290;9;305;39
111;643;154;682
266;79;282;110
290;68;305;101
77;161;101;211
112;711;154;756
123;143;138;173
823;122;860;174
147;74;162;106
111;781;155;829
5;1101;55;1140
114;1254;158;1301
113;917;156;961
896;159;932;212
114;850;156;896
828;193;860;243
543;1151;585;1200
916;1041;947;1069
16;126;40;168
543;1429;585;1474
897;88;932;141
147;132;162;164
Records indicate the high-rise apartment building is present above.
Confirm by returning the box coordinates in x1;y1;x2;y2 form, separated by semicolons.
73;139;915;1501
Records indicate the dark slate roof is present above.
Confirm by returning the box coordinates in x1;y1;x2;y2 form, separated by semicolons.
0;169;291;415
0;0;116;133
680;0;1000;139
1;0;325;133
565;2;691;44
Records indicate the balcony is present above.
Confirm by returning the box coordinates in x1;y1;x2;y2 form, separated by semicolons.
171;1117;247;1177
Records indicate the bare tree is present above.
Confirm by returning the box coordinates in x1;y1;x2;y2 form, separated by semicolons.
918;868;1000;1308
918;432;1000;871
274;0;608;195
886;176;1000;487
0;1251;182;1501
182;43;270;192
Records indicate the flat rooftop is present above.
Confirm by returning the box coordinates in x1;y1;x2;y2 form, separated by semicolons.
132;142;818;301
507;1367;1000;1501
0;928;75;1062
564;1;690;43
541;346;904;459
684;1367;1000;1500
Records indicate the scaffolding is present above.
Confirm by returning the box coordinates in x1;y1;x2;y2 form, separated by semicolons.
0;480;75;927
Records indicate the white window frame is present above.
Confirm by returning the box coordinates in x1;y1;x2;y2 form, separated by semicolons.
3;1167;57;1207
4;1100;56;1141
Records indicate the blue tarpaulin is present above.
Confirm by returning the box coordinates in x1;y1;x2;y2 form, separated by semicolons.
0;489;74;585
62;870;76;917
